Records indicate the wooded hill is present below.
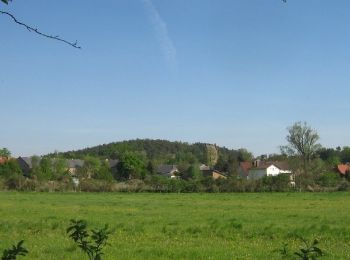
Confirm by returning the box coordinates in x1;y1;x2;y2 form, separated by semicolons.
55;139;253;174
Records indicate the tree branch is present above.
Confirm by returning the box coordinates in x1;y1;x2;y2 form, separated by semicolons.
0;10;81;49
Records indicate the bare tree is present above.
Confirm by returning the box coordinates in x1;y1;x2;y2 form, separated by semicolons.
0;0;81;49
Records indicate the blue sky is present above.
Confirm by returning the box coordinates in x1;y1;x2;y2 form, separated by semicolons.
1;0;350;157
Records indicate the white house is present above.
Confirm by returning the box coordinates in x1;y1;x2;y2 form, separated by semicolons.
248;161;292;180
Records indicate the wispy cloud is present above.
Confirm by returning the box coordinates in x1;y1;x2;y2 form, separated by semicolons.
142;0;177;68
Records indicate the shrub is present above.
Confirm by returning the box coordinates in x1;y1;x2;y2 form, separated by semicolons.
294;237;324;259
67;219;111;260
1;240;28;260
80;179;113;192
337;180;350;191
317;172;340;187
4;174;26;190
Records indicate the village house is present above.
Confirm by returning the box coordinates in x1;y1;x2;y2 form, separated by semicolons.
238;160;293;181
238;161;252;180
17;157;35;177
67;159;85;175
201;169;227;180
156;165;179;178
199;164;211;171
17;157;86;177
248;160;293;180
336;164;350;177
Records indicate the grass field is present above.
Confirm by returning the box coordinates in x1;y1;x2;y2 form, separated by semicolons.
0;192;350;259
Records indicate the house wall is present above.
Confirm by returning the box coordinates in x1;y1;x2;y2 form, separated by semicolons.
212;172;227;180
266;165;281;176
248;169;266;180
238;168;248;180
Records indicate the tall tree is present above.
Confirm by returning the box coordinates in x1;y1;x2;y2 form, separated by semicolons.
206;144;218;167
281;122;321;173
82;156;101;179
52;157;68;180
116;152;145;180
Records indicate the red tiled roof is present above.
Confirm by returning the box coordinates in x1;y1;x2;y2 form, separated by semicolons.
337;164;350;175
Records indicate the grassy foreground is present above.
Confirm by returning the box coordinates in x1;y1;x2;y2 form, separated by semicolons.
0;192;350;259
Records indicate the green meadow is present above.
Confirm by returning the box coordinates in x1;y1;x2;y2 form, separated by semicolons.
0;192;350;259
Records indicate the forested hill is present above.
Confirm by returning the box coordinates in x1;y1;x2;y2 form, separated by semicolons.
56;139;253;172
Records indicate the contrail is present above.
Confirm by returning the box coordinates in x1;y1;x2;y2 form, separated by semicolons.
142;0;177;68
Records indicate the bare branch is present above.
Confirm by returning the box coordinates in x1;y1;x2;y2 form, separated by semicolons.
0;10;81;49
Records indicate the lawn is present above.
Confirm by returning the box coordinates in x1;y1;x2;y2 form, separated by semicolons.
0;192;350;259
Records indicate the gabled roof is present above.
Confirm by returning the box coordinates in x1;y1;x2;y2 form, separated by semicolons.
337;164;350;175
239;162;252;174
157;165;178;175
199;164;211;171
68;159;84;168
202;169;227;178
19;157;34;168
250;161;290;171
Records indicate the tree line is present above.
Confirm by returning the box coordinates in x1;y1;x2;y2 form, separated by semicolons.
1;122;350;192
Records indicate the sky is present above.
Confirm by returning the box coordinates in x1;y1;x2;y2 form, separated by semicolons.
1;0;350;157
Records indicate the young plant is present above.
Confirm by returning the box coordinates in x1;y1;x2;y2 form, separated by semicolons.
277;243;290;258
294;237;324;259
67;219;111;260
1;240;28;260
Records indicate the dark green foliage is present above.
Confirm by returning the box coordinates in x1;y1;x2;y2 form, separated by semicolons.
82;156;101;179
58;139;245;168
261;174;291;192
0;160;22;178
317;172;340;187
0;148;11;157
1;240;28;260
67;219;111;260
116;151;146;180
294;238;324;259
95;161;113;181
180;163;201;181
317;146;350;164
52;157;68;180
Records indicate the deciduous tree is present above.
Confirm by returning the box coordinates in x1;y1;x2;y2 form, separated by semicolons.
281;121;322;174
0;148;11;157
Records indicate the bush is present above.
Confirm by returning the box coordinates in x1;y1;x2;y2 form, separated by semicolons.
80;179;113;192
5;174;26;190
261;174;291;192
337;180;350;191
67;219;111;260
0;160;22;179
317;172;340;187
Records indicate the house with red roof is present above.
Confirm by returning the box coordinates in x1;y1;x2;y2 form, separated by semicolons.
337;164;350;176
238;161;252;180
